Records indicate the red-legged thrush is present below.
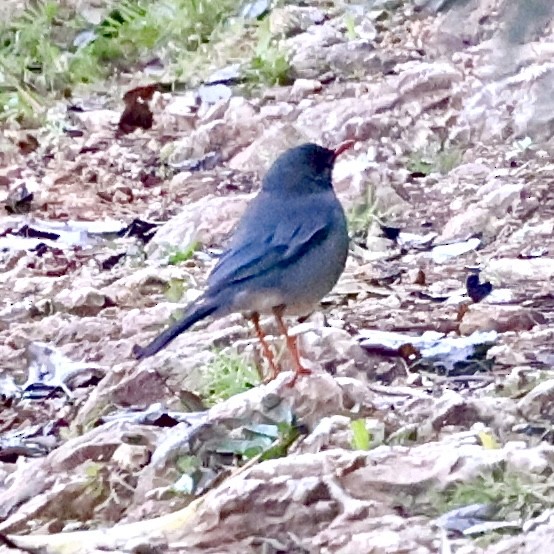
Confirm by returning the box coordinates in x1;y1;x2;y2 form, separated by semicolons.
133;142;353;380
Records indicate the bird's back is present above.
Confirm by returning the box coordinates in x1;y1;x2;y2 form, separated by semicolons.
207;187;348;315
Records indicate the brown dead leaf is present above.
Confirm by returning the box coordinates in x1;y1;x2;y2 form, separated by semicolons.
414;268;426;286
398;343;421;364
117;83;162;136
17;134;39;155
456;302;470;321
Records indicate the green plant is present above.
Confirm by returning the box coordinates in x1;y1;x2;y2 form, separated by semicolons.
1;1;70;90
431;467;553;524
0;0;71;123
167;241;200;265
197;351;260;406
175;455;201;474
216;421;302;462
350;419;371;450
258;421;303;461
164;278;186;302
0;0;242;123
343;13;359;40
436;147;463;174
348;183;387;239
84;462;109;501
407;147;462;176
245;17;292;86
406;151;435;176
0;76;44;125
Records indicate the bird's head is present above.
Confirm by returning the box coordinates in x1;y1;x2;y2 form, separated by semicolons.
261;141;354;195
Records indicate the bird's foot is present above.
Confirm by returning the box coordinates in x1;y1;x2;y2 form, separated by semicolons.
261;361;283;383
286;366;312;388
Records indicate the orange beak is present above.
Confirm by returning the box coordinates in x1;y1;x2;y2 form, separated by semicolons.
332;140;355;160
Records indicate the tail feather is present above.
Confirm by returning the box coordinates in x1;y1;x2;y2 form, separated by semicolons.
133;298;219;360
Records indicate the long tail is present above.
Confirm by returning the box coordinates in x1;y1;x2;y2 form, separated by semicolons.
133;298;219;360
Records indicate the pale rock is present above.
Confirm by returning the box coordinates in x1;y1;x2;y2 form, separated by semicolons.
55;317;120;345
298;324;370;378
73;109;119;132
511;219;554;242
469;396;519;432
297;98;314;110
285;18;342;50
477;182;523;210
295;91;396;143
47;421;157;471
505;444;554;475
259;102;296;119
289;78;322;101
325;40;382;78
197;83;232;105
223;96;258;124
439;206;497;242
517;379;554;421
486;514;554;554
486;258;554;282
354;18;378;41
208;372;374;430
13;276;60;296
269;5;326;37
108;366;169;407
145;194;252;259
449;162;490;180
295;415;354;453
440;180;530;242
459;304;546;335
228;123;307;173
164;91;198;116
288;23;344;78
461;53;554;142
103;266;192;303
199;97;230;123
54;287;114;317
167;121;221;161
423;390;474;435
169;100;262;165
394;61;463;95
332;151;375;205
364;235;394;258
112;187;132;204
112;444;151;472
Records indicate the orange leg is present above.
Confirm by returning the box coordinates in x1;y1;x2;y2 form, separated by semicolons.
272;306;311;386
251;312;280;381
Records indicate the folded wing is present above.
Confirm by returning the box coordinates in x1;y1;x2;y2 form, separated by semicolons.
207;219;331;294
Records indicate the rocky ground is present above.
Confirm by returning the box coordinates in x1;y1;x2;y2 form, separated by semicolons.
1;0;554;552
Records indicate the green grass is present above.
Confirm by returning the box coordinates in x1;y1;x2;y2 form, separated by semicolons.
430;467;553;528
347;183;388;241
0;0;242;124
197;350;260;406
164;278;186;302
167;242;200;265
245;18;292;87
407;147;463;176
0;0;295;125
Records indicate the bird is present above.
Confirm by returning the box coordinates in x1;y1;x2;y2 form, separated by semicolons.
133;141;353;381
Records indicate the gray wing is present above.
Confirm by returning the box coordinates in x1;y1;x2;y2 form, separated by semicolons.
207;218;331;294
